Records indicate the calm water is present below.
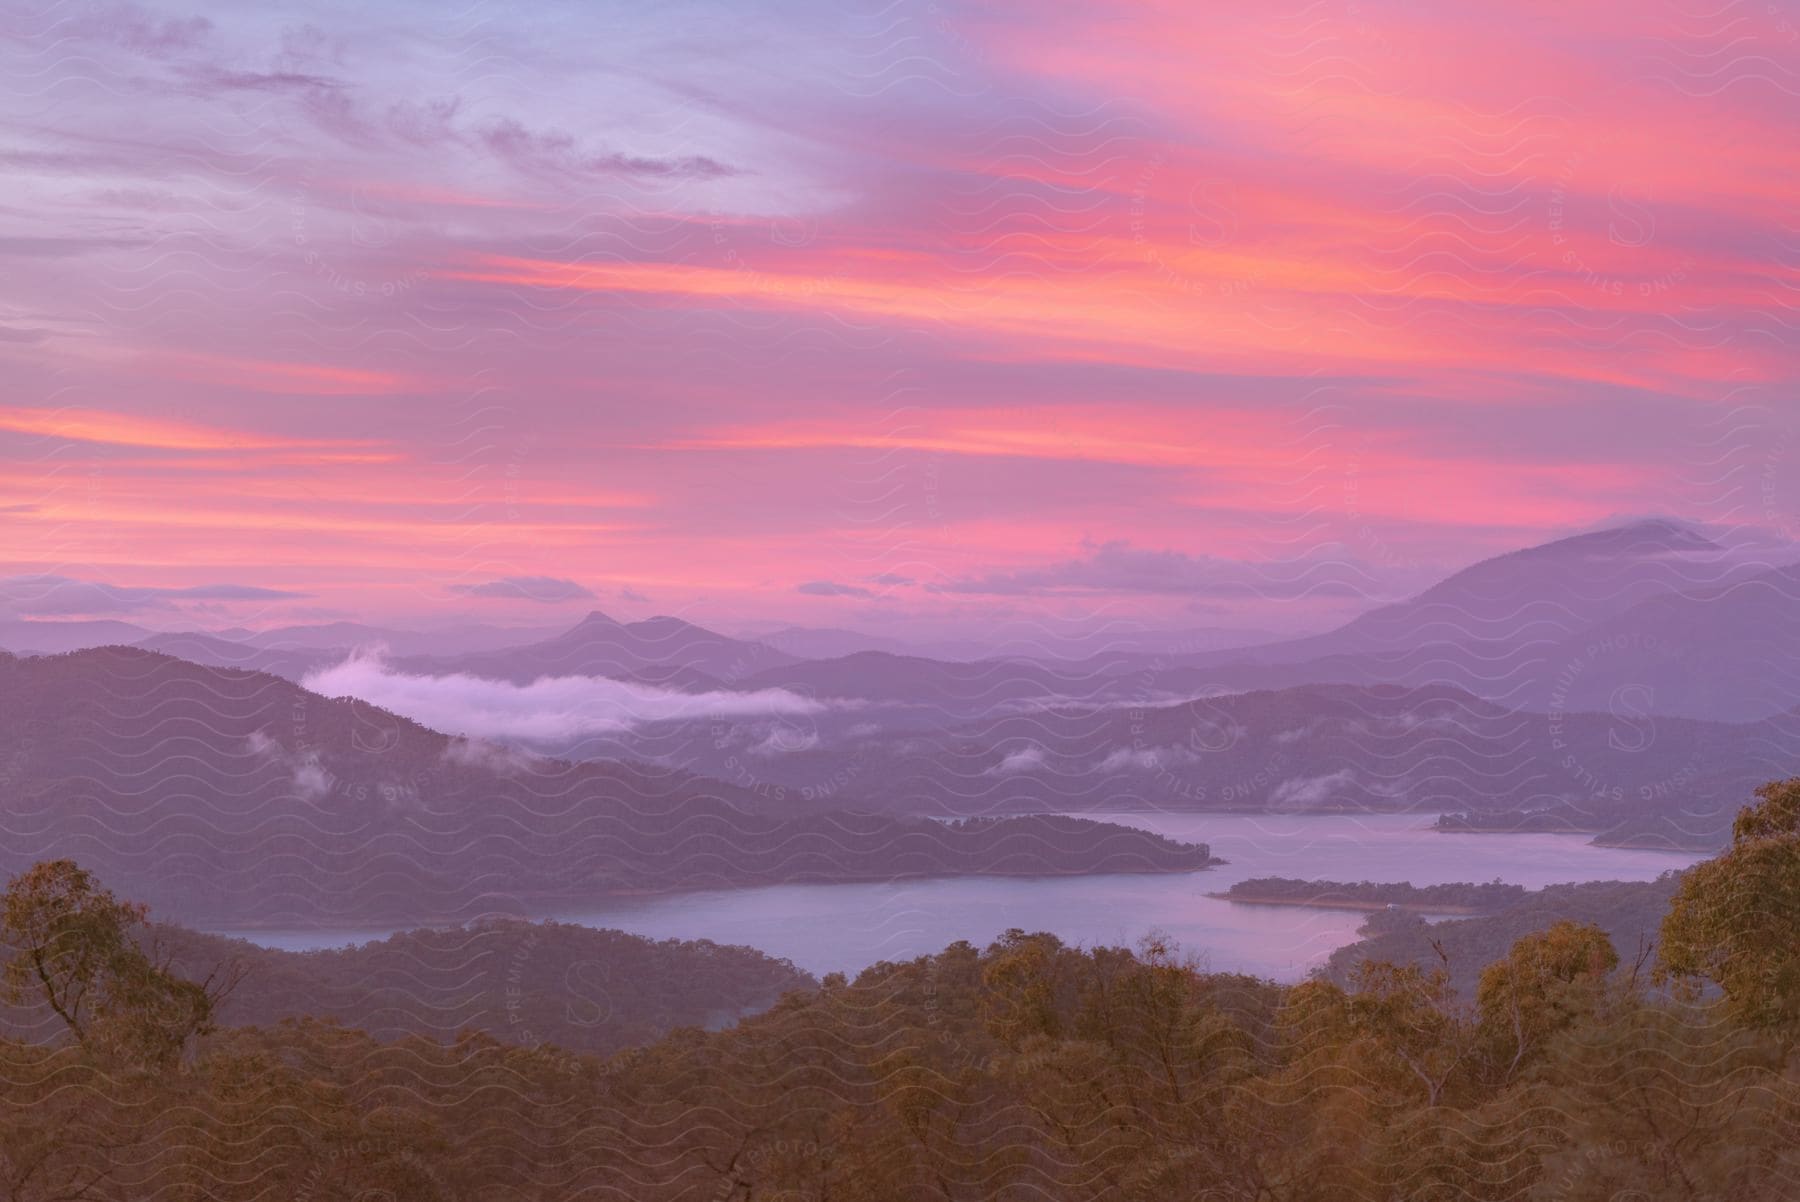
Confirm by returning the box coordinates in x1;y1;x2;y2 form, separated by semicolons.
227;812;1704;980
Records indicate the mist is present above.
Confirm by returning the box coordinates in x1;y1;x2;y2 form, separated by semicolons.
302;652;827;742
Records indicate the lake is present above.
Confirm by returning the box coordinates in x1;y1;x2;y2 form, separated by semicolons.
224;811;1705;980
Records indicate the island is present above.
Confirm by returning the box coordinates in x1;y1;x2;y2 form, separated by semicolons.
1207;875;1527;915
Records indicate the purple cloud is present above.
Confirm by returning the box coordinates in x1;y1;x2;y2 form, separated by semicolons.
477;117;737;180
0;575;309;616
797;580;875;598
451;576;597;603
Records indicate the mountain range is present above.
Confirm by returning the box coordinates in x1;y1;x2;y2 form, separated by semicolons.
7;520;1794;728
2;519;1795;873
0;647;1216;927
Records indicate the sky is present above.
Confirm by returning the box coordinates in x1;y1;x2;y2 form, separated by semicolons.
1;0;1796;639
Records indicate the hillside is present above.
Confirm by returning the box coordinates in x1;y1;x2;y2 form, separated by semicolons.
1064;521;1800;723
0;917;815;1058
0;648;1218;927
3;873;1794;1202
588;678;1788;847
1321;875;1686;996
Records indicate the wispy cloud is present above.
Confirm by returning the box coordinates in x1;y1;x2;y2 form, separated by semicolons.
450;576;597;603
796;580;874;598
0;0;1791;628
0;407;375;452
302;653;827;742
0;574;309;616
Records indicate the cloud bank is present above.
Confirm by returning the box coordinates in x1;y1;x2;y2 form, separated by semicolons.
302;653;826;742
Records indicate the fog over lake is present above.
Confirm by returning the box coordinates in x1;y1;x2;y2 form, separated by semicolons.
232;812;1702;979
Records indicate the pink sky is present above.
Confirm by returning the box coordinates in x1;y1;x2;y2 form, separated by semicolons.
1;0;1796;637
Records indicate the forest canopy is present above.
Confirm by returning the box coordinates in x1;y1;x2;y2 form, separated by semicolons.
1;779;1797;1201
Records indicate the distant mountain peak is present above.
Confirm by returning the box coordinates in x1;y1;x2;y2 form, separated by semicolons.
570;610;622;630
1538;518;1720;558
630;615;692;632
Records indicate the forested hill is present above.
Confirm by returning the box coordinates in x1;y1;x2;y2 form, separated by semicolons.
1215;876;1528;913
0;917;815;1059
0;648;1216;926
1322;874;1686;996
181;921;815;1057
2;774;1799;1201
4;900;1796;1200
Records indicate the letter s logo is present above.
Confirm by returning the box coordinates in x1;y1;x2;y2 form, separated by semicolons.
1607;683;1656;753
1606;184;1655;249
1186;181;1237;247
563;960;614;1027
1187;690;1241;754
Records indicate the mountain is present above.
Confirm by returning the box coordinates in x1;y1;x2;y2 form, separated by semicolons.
1049;520;1800;722
233;621;412;651
131;622;582;683
131;622;573;676
245;620;562;656
750;622;1281;662
0;647;1217;926
645;522;1772;720
408;611;801;684
1537;561;1800;722
0;618;153;653
132;630;332;680
739;649;1117;711
593;678;1791;846
751;625;920;659
970;624;1283;662
1224;519;1735;666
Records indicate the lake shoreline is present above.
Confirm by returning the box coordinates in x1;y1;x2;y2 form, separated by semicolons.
200;860;1229;936
1204;892;1485;916
207;814;1707;976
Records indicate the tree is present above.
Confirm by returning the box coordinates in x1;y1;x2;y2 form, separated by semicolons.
1660;778;1800;1029
0;860;234;1067
1475;919;1617;1081
979;929;1067;1048
1343;959;1475;1109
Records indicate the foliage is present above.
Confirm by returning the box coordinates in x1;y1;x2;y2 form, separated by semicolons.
1475;919;1617;1081
1660;777;1800;1029
0;803;1797;1200
0;860;229;1068
1223;876;1527;910
144;919;816;1057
